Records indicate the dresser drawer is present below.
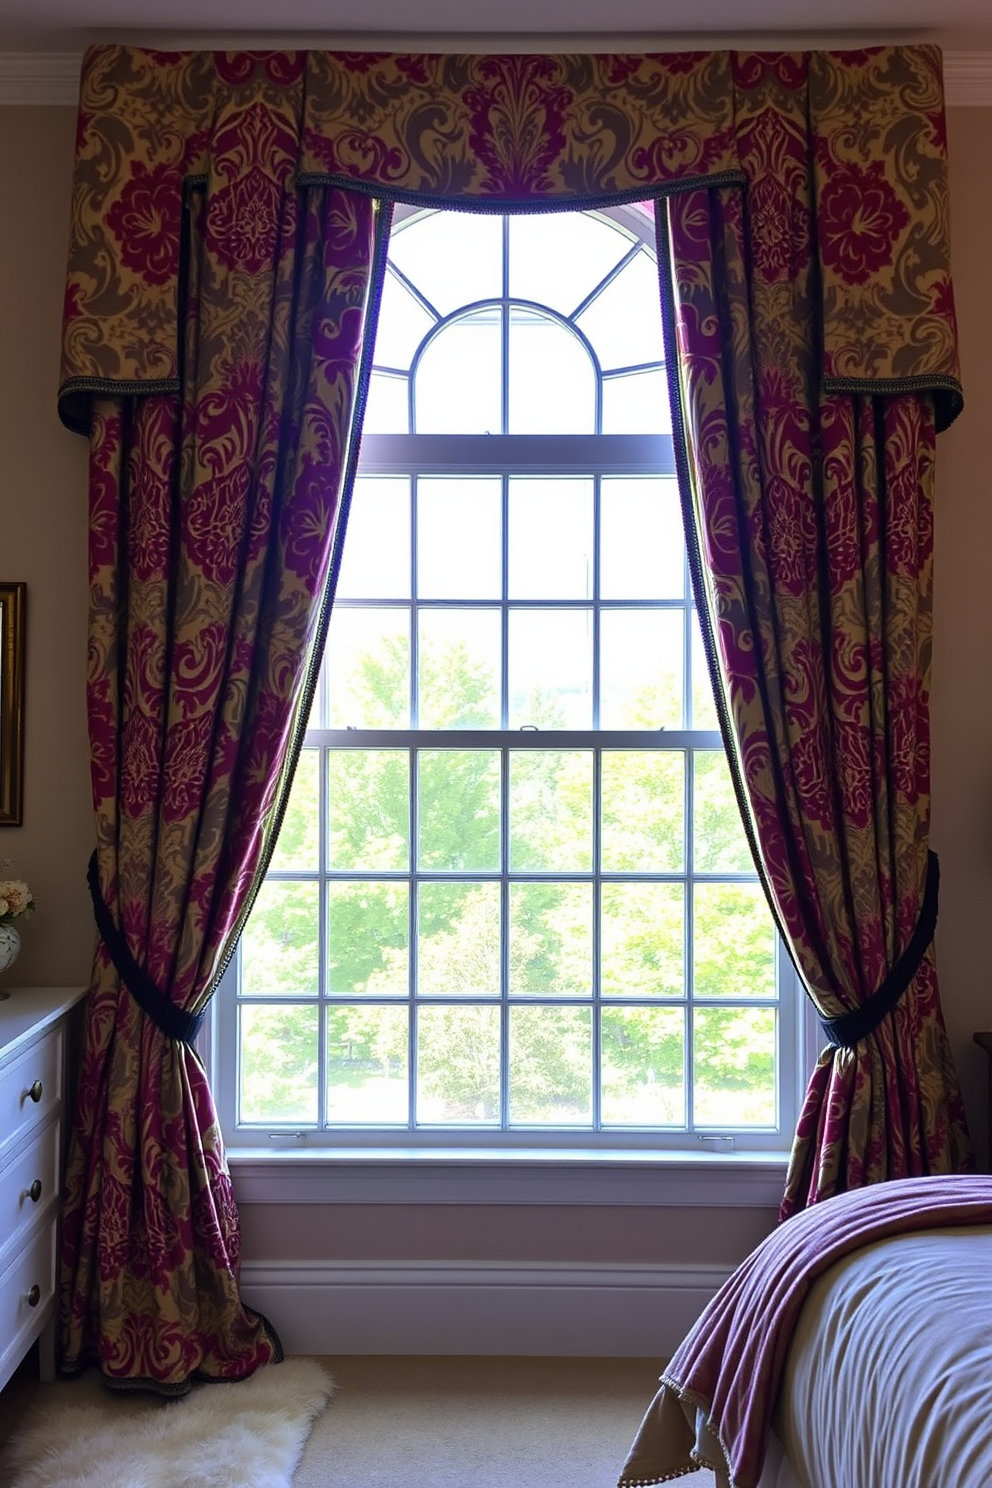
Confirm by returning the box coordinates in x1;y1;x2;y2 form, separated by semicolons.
0;989;87;1394
0;1219;56;1390
0;1119;60;1271
0;1024;61;1160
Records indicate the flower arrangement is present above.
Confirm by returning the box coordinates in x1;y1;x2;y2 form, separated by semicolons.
0;861;34;926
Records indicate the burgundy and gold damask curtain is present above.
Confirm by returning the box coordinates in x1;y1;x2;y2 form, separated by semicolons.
658;50;972;1214
60;53;386;1389
60;41;968;1388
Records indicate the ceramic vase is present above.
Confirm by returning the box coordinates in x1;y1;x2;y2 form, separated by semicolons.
0;921;20;998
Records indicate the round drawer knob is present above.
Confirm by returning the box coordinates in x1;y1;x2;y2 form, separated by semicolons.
28;1179;42;1203
27;1285;41;1308
28;1081;43;1104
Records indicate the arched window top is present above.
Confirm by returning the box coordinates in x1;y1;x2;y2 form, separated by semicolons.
413;304;599;436
364;206;669;438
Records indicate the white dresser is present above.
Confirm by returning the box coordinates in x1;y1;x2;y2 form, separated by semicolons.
0;987;86;1394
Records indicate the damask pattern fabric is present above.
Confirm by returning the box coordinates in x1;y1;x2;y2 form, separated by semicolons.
298;50;741;199
59;41;970;1387
60;44;961;434
806;48;960;405
662;49;971;1214
61;82;384;1385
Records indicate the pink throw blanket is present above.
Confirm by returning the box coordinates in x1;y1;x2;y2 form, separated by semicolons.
618;1174;992;1488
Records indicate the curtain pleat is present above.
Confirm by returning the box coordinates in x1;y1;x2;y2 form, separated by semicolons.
58;45;972;1387
61;176;386;1389
660;167;972;1218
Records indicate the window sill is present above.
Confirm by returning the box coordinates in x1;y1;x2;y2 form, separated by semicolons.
227;1146;790;1208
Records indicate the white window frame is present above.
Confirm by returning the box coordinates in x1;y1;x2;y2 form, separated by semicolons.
209;202;818;1204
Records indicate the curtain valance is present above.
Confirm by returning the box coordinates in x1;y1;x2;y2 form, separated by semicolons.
59;42;962;439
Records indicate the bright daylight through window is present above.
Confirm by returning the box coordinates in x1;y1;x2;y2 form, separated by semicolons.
216;205;799;1151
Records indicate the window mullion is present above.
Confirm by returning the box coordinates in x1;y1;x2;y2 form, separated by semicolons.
411;476;419;728
409;470;419;1130
500;743;511;1132
685;546;697;1137
685;746;695;1135
569;242;642;321
387;259;441;322
592;472;602;1131
317;745;329;1132
592;473;601;732
500;467;510;1129
501;473;509;729
408;744;418;1131
592;745;604;1135
227;204;791;1156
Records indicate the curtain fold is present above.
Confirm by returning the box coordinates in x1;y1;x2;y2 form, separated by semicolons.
61;130;386;1387
58;41;970;1387
659;52;972;1217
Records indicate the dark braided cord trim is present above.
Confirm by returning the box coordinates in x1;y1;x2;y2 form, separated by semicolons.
87;850;204;1045
820;851;939;1051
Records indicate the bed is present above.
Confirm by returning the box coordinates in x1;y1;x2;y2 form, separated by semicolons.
617;1174;992;1488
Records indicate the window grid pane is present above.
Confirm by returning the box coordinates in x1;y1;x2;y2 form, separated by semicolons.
234;206;786;1144
239;732;778;1133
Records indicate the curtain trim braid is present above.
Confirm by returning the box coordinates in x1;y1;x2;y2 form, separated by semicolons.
87;850;205;1045
653;197;803;981
59;46;964;440
823;375;964;429
292;169;748;213
819;851;940;1050
207;199;395;1006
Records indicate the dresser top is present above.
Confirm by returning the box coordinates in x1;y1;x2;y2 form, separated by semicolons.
0;986;87;1063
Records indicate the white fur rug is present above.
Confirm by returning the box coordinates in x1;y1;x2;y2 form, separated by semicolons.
0;1358;334;1488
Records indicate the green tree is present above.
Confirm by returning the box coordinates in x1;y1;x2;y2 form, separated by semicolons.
242;629;779;1126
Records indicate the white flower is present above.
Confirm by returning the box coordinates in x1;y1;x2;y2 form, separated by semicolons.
0;880;33;920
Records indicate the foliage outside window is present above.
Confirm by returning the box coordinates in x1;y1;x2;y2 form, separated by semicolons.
217;205;797;1150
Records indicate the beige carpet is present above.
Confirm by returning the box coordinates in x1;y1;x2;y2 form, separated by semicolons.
293;1356;716;1488
0;1354;717;1488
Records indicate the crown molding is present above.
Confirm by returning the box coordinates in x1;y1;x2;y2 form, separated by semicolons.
942;50;992;103
0;52;81;104
0;46;989;106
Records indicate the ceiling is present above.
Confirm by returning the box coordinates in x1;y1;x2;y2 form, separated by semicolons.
1;0;990;55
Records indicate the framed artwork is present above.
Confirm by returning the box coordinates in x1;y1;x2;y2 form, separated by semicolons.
0;584;25;826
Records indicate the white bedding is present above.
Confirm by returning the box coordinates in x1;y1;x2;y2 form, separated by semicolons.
759;1224;992;1488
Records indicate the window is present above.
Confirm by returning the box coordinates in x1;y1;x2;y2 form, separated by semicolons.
215;205;801;1153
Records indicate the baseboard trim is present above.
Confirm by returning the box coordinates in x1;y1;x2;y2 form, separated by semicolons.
239;1258;731;1358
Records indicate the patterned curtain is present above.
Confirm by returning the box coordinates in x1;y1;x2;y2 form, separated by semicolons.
660;52;972;1217
60;57;387;1390
59;43;969;1389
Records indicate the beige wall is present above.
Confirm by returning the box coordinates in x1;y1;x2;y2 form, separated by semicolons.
3;102;990;1273
0;107;92;988
931;106;992;1174
238;1201;781;1265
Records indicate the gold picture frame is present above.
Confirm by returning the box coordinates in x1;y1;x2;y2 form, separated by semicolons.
0;583;25;826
